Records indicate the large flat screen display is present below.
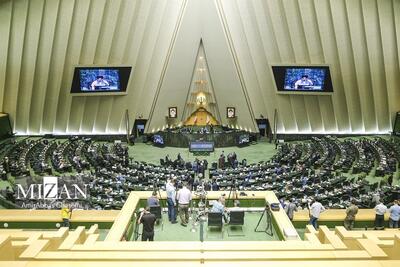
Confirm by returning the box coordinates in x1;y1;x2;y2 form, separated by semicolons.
272;66;333;93
71;66;131;94
189;141;215;152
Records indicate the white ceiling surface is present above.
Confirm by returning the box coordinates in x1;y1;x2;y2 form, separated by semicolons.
181;42;221;123
0;0;399;135
147;0;257;132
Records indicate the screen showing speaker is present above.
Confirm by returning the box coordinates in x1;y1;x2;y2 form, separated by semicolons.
272;66;333;93
237;134;250;145
71;66;132;94
153;135;164;145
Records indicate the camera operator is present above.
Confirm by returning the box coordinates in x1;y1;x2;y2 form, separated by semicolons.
147;191;160;207
137;206;157;241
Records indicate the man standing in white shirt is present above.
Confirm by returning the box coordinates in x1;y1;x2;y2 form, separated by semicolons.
374;201;387;230
176;183;192;227
308;199;325;229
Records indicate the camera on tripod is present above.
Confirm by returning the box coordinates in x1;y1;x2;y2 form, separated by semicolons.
194;183;208;199
269;202;280;211
254;201;274;236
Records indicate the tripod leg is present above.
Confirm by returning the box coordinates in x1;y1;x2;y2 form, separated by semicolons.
254;209;266;232
157;188;163;208
265;210;274;237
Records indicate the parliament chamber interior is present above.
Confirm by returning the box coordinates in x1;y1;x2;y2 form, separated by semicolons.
0;0;400;266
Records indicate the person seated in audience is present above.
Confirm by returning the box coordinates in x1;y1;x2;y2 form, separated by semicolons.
389;200;400;228
104;187;113;196
211;179;219;191
210;196;227;222
5;186;14;202
203;180;211;191
301;175;308;189
3;157;9;173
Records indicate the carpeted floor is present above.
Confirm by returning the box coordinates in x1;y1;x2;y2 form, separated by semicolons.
129;139;277;166
133;211;279;242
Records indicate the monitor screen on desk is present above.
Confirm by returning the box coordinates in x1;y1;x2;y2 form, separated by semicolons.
71;66;131;94
272;66;333;93
153;135;164;145
238;134;250;145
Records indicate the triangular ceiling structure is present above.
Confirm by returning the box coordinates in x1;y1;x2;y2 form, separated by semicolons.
182;40;220;122
145;0;257;133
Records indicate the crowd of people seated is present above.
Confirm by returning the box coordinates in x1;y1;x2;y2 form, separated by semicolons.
161;154;209;177
29;139;54;175
210;136;400;209
165;125;240;135
0;135;399;210
51;140;73;173
0;139;13;180
5;138;35;176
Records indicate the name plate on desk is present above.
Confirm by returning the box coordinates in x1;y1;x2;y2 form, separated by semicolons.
189;141;215;152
